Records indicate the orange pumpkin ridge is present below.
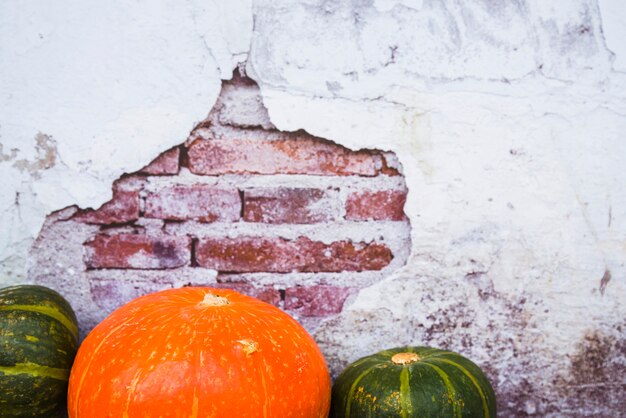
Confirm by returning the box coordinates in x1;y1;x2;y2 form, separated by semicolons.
68;287;331;418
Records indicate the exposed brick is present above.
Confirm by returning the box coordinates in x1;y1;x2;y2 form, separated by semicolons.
211;282;281;306
187;137;384;176
72;190;140;224
284;285;353;317
346;190;408;221
84;234;191;269
380;152;402;176
144;185;241;222
140;147;180;175
195;237;393;273
89;277;174;312
243;188;335;224
113;175;147;192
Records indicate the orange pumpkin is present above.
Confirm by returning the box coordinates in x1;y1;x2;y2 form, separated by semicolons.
67;287;331;417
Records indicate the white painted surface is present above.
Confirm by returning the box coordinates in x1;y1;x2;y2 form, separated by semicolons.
246;1;626;412
1;0;625;414
599;0;626;71
0;0;252;282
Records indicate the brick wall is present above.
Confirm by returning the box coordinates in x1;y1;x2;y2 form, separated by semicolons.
33;73;411;332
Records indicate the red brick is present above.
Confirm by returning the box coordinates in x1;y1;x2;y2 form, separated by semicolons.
89;277;174;312
243;188;334;224
144;185;241;222
140;148;180;175
380;152;402;176
284;285;353;316
84;234;191;269
113;175;146;192
211;282;281;306
346;190;407;221
187;138;384;176
72;190;140;224
195;237;393;273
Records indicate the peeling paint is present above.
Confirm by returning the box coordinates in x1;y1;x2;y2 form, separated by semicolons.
12;133;58;178
2;1;626;416
29;77;412;340
0;144;18;162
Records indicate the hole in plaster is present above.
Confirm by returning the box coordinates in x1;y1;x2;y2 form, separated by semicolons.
28;70;412;336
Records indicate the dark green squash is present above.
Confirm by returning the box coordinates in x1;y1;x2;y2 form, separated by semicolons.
330;346;496;418
0;285;79;418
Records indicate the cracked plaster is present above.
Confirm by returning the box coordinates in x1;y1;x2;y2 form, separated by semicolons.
1;0;626;415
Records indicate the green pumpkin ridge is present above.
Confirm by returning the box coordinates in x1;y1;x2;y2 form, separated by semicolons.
330;346;496;418
0;285;78;418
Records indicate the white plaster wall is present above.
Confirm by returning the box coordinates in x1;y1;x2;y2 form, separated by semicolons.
0;0;252;283
246;1;626;414
1;0;625;415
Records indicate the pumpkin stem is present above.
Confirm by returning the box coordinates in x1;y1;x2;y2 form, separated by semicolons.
391;352;421;365
200;293;230;306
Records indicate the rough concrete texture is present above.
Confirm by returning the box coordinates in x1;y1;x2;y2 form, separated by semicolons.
2;1;626;416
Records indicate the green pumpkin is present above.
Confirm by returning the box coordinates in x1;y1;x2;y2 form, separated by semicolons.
330;346;496;418
0;285;79;418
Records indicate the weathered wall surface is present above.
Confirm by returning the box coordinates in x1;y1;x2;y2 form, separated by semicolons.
31;76;412;339
2;0;625;416
0;0;252;282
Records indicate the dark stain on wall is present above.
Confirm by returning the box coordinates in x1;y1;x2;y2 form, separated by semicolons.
555;325;626;416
